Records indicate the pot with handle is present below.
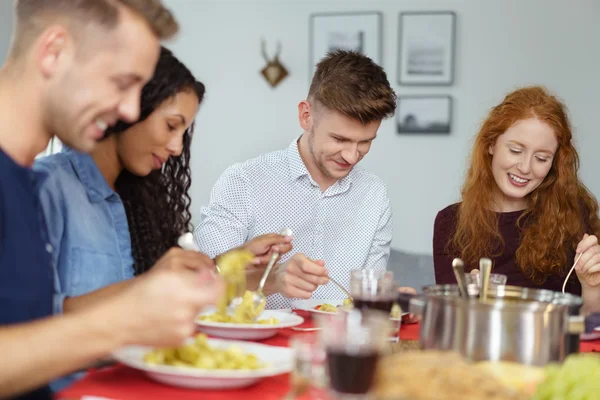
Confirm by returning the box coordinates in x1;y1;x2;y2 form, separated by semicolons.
396;284;584;366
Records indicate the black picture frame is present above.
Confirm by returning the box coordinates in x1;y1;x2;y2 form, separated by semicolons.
396;95;453;135
309;11;383;78
397;11;456;86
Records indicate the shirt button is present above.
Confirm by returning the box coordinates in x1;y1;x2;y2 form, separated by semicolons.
46;243;53;253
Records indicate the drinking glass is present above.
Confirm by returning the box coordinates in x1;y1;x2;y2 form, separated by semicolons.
316;309;390;400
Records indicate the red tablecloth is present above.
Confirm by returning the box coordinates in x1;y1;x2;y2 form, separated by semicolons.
57;313;600;400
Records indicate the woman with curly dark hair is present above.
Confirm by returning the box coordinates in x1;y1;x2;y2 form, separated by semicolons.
35;46;205;304
103;47;202;275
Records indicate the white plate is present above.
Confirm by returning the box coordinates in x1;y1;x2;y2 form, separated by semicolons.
195;309;304;340
581;331;600;341
584;326;600;341
112;338;293;390
290;298;409;320
290;298;346;315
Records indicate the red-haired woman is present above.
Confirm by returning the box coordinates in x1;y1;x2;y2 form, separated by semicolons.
433;86;600;310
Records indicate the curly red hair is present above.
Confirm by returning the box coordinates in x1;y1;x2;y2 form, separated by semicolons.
451;86;600;283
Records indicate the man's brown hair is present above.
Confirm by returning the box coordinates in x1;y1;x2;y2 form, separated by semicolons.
10;0;178;57
308;50;396;124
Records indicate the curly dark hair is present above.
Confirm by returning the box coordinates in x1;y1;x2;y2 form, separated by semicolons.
104;46;205;275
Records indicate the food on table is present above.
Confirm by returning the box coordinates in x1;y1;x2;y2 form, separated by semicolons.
314;298;404;319
144;334;264;370
313;298;353;312
477;361;545;395
375;350;529;400
390;303;402;319
314;303;338;312
214;249;254;315
531;353;600;400
390;340;421;352
199;291;279;325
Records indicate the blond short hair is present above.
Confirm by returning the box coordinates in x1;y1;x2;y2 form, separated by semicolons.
10;0;178;57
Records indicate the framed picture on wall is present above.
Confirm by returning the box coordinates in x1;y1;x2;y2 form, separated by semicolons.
396;95;452;134
309;12;382;77
397;11;456;85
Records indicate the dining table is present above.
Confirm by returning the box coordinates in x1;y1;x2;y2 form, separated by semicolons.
56;310;600;400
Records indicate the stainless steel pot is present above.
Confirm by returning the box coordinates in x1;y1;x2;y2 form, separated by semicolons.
397;284;584;366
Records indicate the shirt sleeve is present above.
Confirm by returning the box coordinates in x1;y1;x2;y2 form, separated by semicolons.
433;207;457;284
363;187;392;274
194;165;252;258
35;169;66;314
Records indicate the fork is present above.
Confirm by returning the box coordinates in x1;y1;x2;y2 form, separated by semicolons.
328;276;353;300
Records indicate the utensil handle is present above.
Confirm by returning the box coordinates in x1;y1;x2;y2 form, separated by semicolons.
258;251;279;292
329;276;352;299
452;259;468;298
257;227;293;293
479;258;492;302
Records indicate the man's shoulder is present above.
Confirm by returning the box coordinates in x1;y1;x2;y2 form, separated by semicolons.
33;153;78;194
220;147;289;180
351;166;388;194
33;152;72;174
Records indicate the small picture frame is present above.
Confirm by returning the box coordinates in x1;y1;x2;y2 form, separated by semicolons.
397;11;456;85
310;12;382;77
396;95;453;135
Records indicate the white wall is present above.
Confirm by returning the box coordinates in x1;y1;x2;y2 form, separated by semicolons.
0;1;13;64
2;1;599;254
163;0;600;254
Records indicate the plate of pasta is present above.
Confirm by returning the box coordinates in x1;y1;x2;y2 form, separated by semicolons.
291;298;409;320
113;334;293;389
290;298;349;315
195;308;304;340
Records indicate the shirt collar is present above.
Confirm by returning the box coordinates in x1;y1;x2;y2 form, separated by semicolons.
65;148;116;203
286;136;354;194
287;137;310;181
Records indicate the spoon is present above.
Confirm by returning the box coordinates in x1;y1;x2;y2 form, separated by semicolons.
479;258;492;302
245;227;294;318
562;252;583;294
451;258;469;299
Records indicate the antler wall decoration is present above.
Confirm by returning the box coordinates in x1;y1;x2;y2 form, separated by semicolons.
260;39;289;88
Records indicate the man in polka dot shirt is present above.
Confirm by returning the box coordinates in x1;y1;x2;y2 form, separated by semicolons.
195;50;417;310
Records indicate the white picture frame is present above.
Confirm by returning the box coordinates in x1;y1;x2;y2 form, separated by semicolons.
398;11;456;85
310;12;382;78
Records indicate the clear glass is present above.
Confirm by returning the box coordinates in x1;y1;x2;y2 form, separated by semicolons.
465;273;508;297
316;309;390;400
289;333;327;396
350;270;394;300
350;270;400;342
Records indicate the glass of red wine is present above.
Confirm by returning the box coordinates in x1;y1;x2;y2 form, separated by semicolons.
316;309;390;400
349;270;401;342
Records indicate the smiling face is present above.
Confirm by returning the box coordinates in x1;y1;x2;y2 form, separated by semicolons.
115;90;200;176
41;5;160;153
299;101;380;185
488;117;559;212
